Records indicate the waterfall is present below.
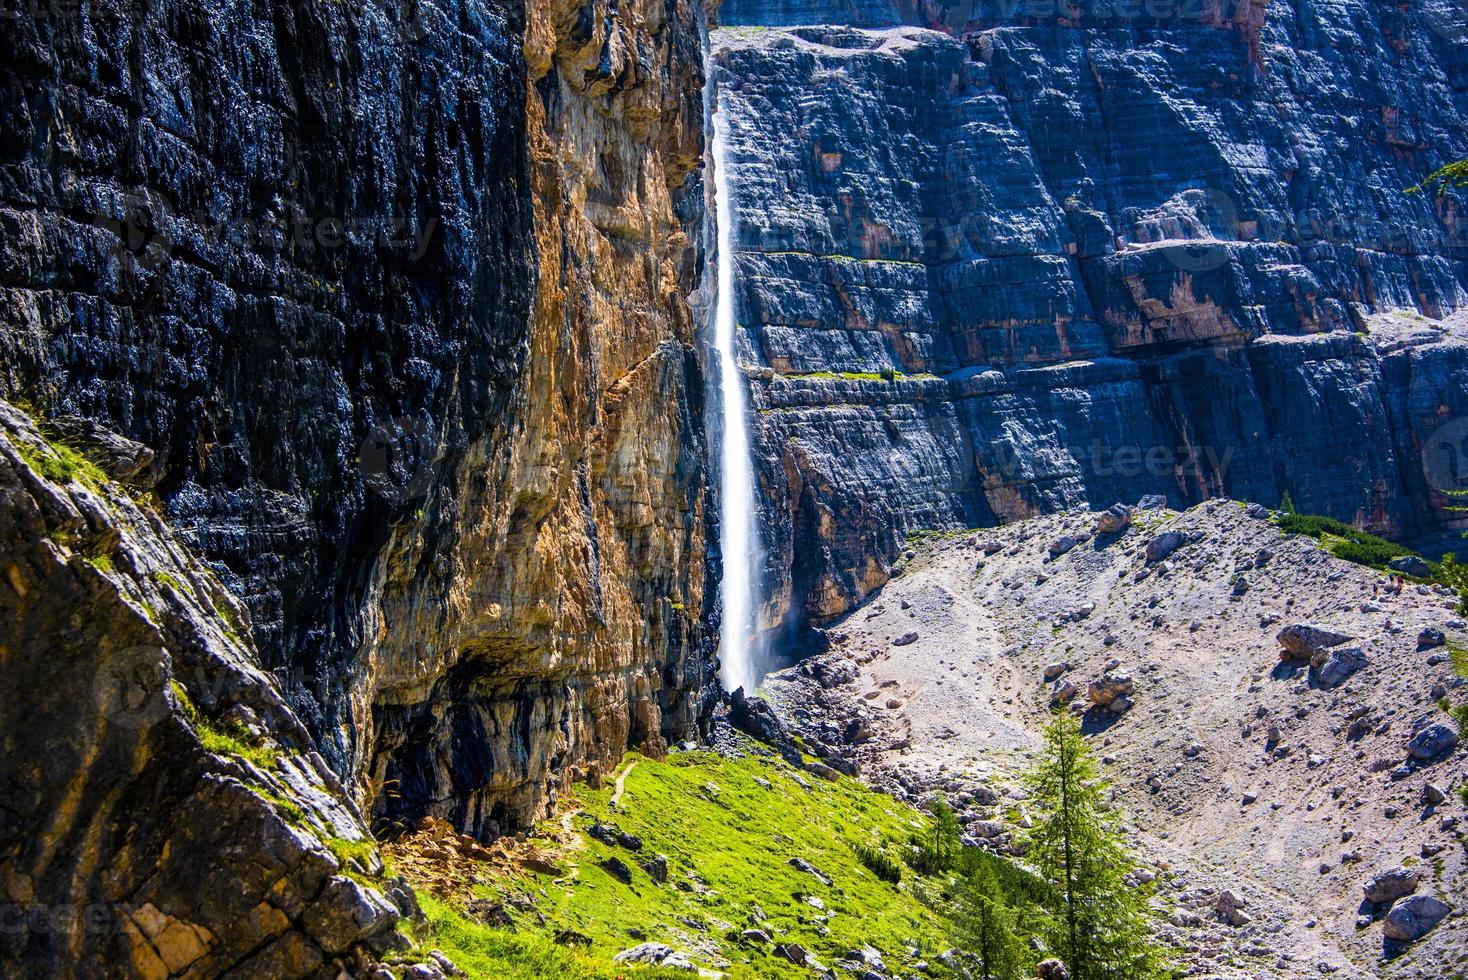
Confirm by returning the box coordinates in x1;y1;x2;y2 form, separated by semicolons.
709;72;764;696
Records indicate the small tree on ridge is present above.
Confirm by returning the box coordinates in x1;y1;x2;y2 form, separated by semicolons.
1023;711;1167;980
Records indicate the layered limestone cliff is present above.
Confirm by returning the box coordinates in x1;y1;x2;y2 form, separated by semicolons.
0;403;430;978
362;0;715;839
710;1;1468;634
0;0;712;853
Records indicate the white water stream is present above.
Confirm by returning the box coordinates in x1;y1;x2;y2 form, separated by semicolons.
710;81;764;695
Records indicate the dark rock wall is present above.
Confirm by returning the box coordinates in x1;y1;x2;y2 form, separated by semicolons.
0;0;713;843
711;3;1468;630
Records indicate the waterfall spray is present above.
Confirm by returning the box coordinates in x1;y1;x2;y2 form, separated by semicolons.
709;70;764;696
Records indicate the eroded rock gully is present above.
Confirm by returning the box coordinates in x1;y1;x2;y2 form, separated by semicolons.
711;1;1468;637
760;501;1468;977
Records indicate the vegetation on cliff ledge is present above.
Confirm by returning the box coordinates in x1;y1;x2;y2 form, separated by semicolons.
405;730;1169;979
400;738;1030;977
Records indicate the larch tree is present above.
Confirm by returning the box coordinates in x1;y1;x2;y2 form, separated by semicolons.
1022;710;1169;980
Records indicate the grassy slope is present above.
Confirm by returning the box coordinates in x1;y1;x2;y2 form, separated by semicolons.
422;745;964;978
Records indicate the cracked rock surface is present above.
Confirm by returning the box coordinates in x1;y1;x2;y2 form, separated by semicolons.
710;3;1468;635
0;402;443;978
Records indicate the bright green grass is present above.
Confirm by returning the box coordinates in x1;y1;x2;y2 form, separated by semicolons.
1450;645;1468;680
420;895;695;979
787;370;902;381
194;718;279;770
13;435;109;489
438;747;965;978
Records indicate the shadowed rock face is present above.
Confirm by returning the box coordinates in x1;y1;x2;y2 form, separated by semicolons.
710;3;1468;633
0;0;713;842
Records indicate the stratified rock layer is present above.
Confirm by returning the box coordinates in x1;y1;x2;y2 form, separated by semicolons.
0;402;425;979
0;0;712;841
710;3;1468;630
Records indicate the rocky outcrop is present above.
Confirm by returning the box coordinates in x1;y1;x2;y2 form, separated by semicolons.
0;0;713;843
0;403;428;977
711;3;1468;633
361;0;715;839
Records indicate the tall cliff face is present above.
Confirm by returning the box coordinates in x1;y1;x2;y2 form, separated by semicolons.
364;0;715;839
710;2;1468;635
0;0;712;846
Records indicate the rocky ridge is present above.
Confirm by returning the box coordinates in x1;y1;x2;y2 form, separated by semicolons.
0;401;442;978
763;499;1468;977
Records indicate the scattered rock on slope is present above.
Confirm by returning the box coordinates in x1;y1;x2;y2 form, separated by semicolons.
1312;646;1367;688
1277;623;1354;660
1382;895;1451;943
1144;531;1186;564
1406;722;1460;761
1088;672;1135;708
1363;867;1419;904
613;943;696;971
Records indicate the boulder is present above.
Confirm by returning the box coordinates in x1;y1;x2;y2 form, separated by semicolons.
1043;662;1070;681
813;657;860;688
972;820;1004;839
788;856;832;886
1362;866;1419;904
841;946;885;972
613;943;696;972
1050;679;1079;705
1276;623;1353;660
892;632;919;647
1095;503;1133;535
1136;495;1166;511
1407;722;1460;760
728;688;787;744
1382;895;1451;943
1035;959;1070;980
1388;555;1433;578
773;942;809;965
599;857;633;884
1311;646;1367;688
1214;889;1250;927
1417;627;1447;650
1088;672;1135;708
641;854;669;884
805;761;840;782
1049;534;1084;557
1144;531;1186;564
